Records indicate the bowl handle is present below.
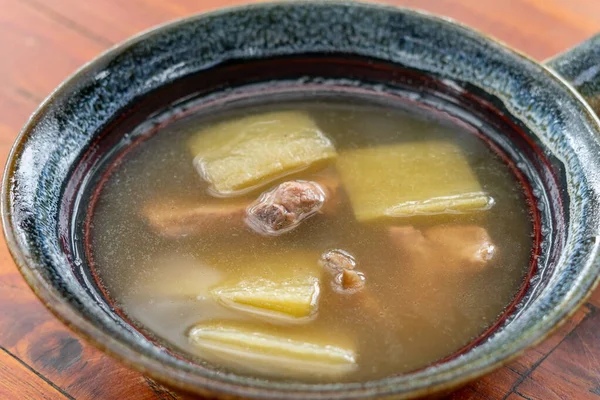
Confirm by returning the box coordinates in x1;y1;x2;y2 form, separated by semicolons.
545;34;600;116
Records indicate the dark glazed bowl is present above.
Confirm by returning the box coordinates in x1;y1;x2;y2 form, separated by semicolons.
3;2;600;399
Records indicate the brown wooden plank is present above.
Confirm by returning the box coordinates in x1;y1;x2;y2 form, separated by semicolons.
0;49;170;400
515;308;600;400
33;0;270;45
507;304;592;375
379;0;595;59
444;305;593;399
0;285;170;399
445;386;490;399
588;286;600;309
0;87;38;147
463;367;521;399
30;0;600;61
504;393;529;400
446;367;521;399
0;0;108;100
377;0;600;60
0;347;68;400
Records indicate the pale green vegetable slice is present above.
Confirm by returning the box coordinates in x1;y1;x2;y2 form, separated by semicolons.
212;276;320;321
336;141;493;222
210;252;321;323
188;321;357;379
189;111;337;196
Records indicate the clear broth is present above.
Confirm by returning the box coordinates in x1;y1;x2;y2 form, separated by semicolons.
89;99;533;382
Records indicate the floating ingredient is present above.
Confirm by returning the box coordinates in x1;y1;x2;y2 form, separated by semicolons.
319;249;357;275
142;200;246;238
188;321;357;379
209;251;322;323
142;174;342;238
336;269;366;292
245;180;325;236
387;225;496;272
319;249;365;294
336;141;493;222
189;111;337;196
211;276;320;323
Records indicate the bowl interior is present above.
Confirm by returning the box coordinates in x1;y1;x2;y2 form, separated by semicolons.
4;2;600;399
70;58;549;374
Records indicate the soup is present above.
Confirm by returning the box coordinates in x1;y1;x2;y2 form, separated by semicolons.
88;98;533;382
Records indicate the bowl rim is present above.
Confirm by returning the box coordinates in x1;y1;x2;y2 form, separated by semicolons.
3;1;600;399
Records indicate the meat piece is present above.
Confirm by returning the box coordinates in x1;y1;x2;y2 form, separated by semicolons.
246;180;325;236
143;201;246;238
142;176;340;239
425;225;496;267
387;226;430;268
319;249;367;294
249;203;295;232
275;181;325;214
388;225;496;272
319;249;356;274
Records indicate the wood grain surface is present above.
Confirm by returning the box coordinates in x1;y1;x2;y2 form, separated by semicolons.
1;1;599;399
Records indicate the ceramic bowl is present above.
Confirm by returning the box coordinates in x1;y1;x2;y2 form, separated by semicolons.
3;2;600;399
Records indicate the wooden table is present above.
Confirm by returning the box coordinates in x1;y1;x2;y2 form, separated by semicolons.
1;0;600;399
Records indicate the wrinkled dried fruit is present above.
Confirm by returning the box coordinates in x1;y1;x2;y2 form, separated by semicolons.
188;321;357;379
319;249;356;274
189;111;337;196
340;270;365;289
333;269;366;293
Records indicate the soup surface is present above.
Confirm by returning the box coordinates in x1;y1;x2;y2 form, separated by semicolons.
89;97;533;382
